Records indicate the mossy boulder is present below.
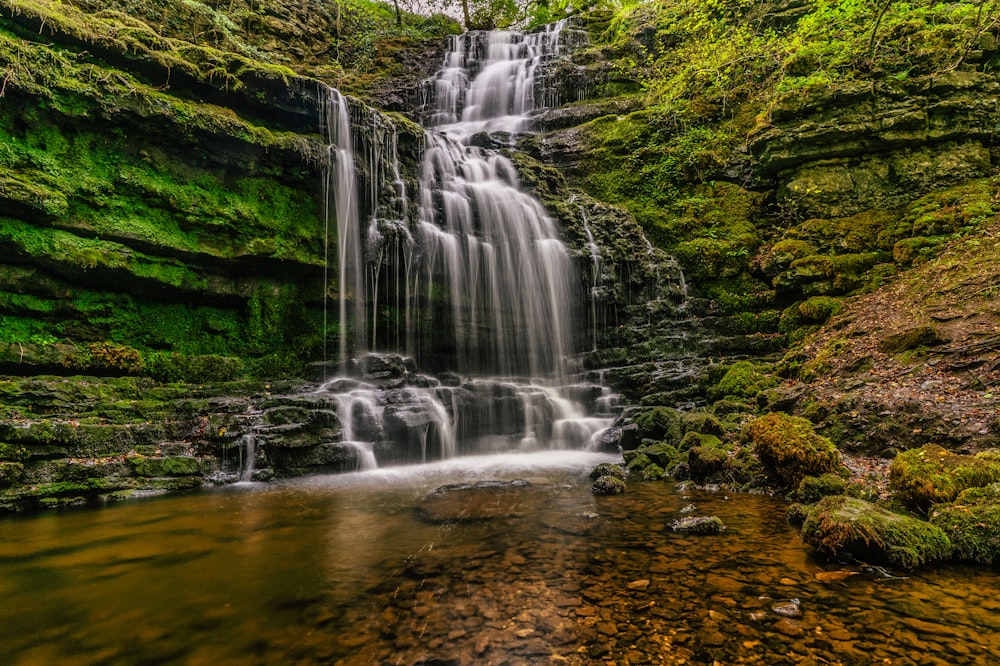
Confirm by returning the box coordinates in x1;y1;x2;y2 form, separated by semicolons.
743;412;844;489
796;473;849;504
628;407;683;444
800;495;952;569
889;444;1000;510
590;463;626;481
930;483;1000;565
707;361;778;402
786;502;810;527
592;475;626;496
623;442;682;479
688;444;728;483
797;296;842;323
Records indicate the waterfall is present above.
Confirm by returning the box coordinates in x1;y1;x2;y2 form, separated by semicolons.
312;21;617;469
320;88;364;372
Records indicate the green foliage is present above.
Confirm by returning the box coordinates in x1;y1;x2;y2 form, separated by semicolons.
743;412;843;489
800;495;952;569
889;444;1000;511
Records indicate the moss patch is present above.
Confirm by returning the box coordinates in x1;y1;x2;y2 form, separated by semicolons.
889;444;1000;511
801;495;952;569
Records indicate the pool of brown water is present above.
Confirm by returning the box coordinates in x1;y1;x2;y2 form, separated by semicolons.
1;451;998;665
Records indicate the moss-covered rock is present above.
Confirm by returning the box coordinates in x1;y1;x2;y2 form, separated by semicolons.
800;495;952;569
786;502;810;527
797;296;842;324
592;474;626;495
796;473;849;504
688;444;728;483
589;462;627;481
670;515;726;534
877;325;945;354
707;361;778;402
889;444;1000;510
743;412;844;489
930;483;1000;565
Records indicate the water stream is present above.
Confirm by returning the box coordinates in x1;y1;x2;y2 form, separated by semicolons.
1;461;998;664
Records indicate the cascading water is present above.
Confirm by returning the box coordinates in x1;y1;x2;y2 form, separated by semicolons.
311;21;617;471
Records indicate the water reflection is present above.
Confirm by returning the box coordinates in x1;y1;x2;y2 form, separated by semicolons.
1;452;999;664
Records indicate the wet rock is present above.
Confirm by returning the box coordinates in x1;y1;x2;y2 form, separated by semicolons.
670;515;726;535
771;599;802;618
592;475;626;495
589;463;626;481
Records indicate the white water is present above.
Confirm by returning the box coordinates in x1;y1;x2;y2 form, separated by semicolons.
313;22;616;469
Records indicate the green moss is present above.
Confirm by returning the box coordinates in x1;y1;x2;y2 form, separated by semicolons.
930;483;1000;565
708;360;778;402
688;444;728;483
796;473;849;504
592;474;626;495
786;502;810;527
590;463;626;481
0;462;25;489
128;455;202;477
801;495;952;569
743;412;844;489
889;444;1000;511
629;406;683;443
797;296;842;323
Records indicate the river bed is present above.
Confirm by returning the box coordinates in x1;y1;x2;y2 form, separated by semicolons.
1;451;998;665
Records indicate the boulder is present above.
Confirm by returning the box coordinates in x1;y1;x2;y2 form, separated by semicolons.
800;495;952;569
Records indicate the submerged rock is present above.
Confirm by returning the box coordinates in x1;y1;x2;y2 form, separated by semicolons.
670;515;726;534
418;480;534;523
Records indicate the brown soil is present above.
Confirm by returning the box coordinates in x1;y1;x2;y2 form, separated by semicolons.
789;219;1000;464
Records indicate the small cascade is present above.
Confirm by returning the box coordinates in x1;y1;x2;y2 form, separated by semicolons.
579;206;603;353
239;431;258;482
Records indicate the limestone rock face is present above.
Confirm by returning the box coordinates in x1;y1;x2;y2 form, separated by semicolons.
749;72;998;218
